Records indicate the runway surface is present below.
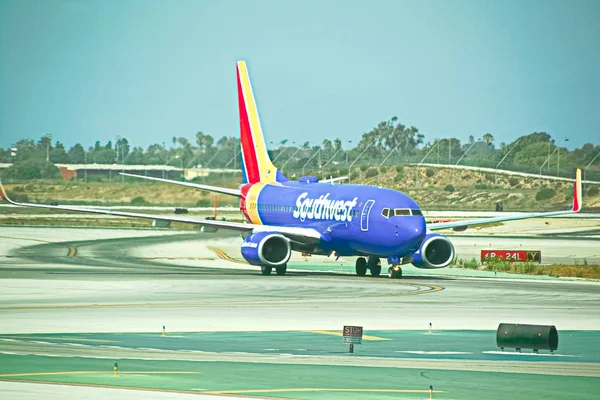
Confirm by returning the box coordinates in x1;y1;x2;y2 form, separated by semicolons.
0;226;599;399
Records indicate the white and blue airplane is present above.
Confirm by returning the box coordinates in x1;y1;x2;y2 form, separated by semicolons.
0;61;583;278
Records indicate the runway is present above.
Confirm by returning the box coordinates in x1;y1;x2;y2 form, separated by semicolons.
0;226;599;399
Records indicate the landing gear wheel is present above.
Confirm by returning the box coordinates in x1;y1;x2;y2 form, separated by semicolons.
388;266;403;279
368;256;381;277
355;257;367;276
261;266;272;276
275;264;287;276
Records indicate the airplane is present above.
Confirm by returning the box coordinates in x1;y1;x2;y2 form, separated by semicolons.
0;61;583;278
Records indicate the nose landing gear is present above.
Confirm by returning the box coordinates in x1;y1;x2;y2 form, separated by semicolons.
386;256;413;279
388;265;402;279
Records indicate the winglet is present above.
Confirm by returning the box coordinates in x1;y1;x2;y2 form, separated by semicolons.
0;180;13;204
572;168;582;212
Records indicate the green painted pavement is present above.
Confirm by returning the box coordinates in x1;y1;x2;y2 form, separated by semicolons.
0;354;598;400
3;330;600;363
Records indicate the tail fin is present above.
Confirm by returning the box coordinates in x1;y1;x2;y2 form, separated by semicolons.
572;168;582;212
237;61;287;184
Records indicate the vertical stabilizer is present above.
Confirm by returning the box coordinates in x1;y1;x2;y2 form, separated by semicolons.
237;61;287;184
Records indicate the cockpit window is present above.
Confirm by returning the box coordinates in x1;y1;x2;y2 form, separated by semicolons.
394;208;411;216
381;208;391;218
411;209;423;216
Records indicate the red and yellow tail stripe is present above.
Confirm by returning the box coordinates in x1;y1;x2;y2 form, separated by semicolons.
240;182;266;225
572;168;582;212
237;61;278;184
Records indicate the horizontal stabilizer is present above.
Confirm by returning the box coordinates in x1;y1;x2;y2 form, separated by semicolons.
320;176;349;184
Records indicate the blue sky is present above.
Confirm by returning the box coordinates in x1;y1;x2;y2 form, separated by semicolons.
1;0;598;150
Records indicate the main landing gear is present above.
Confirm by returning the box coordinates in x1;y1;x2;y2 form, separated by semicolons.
355;256;381;277
260;265;288;276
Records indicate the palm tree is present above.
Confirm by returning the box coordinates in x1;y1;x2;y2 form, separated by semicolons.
482;133;494;153
333;138;342;152
322;139;333;158
482;133;495;147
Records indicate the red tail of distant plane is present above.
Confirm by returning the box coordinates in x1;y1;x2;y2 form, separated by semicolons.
237;61;287;184
572;168;582;212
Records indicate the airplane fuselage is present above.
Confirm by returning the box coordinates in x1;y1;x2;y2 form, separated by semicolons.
240;180;426;258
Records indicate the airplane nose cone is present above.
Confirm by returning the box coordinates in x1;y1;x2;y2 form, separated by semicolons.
398;217;426;254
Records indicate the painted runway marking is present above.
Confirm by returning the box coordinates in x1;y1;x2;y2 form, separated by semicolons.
141;257;212;261
0;236;51;243
205;388;445;394
483;351;579;357
0;380;287;400
305;330;390;341
1;336;118;343
0;371;200;378
209;246;247;264
67;246;77;257
395;350;473;355
406;285;444;295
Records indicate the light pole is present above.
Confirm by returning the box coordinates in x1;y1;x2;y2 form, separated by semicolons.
539;138;568;176
116;136;124;182
345;140;352;169
302;149;320;177
205;147;225;168
557;138;569;177
455;137;481;165
377;141;404;184
495;138;521;184
10;147;17;180
348;140;376;171
418;140;441;165
584;152;600;181
45;134;52;162
378;142;403;168
280;145;303;174
271;140;290;163
83;148;87;183
320;148;344;177
416;140;441;187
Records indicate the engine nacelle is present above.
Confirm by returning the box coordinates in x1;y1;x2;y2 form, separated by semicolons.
241;231;292;267
412;233;455;269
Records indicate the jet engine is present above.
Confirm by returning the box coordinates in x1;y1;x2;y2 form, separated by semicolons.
241;231;291;267
412;233;455;269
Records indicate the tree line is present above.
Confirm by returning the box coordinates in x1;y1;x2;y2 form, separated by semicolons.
1;119;598;180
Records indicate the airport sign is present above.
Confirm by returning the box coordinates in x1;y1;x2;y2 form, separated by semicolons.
481;250;541;263
343;325;363;344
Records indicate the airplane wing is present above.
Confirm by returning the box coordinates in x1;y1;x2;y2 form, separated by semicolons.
119;173;241;197
428;168;583;231
0;182;320;244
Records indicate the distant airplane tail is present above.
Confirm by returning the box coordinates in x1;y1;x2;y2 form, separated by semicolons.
237;61;287;184
572;168;582;212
